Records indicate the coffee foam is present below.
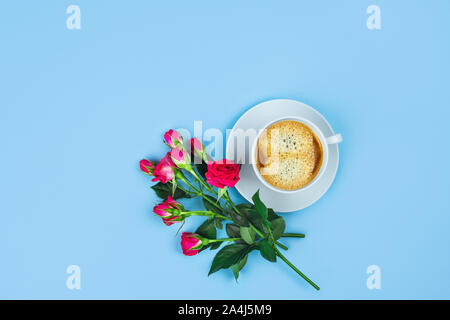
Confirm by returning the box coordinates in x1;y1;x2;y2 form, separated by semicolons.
256;120;323;190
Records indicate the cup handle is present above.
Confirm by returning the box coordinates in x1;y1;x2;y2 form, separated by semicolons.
326;133;343;145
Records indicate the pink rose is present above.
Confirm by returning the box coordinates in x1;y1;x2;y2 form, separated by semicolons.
190;137;203;153
170;147;191;168
181;232;204;256
139;159;155;175
190;137;207;162
152;153;177;184
164;129;184;148
153;196;182;217
205;159;240;189
153;196;185;226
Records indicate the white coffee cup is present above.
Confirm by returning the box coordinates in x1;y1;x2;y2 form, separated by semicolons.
250;116;342;194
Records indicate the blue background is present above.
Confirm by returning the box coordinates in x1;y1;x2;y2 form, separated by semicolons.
1;0;449;299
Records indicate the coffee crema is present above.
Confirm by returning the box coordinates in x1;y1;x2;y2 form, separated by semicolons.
256;120;323;190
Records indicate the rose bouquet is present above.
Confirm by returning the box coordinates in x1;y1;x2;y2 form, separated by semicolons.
139;129;320;290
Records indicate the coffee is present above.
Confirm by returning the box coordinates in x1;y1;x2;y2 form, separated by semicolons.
256;120;323;190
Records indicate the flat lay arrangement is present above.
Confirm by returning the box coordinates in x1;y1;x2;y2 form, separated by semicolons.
139;101;343;290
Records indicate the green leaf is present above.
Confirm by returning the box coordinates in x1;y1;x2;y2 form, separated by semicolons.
196;219;217;252
229;209;249;227
202;195;224;215
209;244;250;275
231;254;248;281
225;224;246;244
225;223;241;238
248;191;272;237
151;182;191;200
252;190;268;223
236;203;254;210
258;239;277;262
240;227;255;245
196;219;217;240
246;208;269;235
267;208;281;221
270;217;286;240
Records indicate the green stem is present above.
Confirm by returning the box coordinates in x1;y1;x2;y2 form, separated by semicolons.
172;183;197;196
188;211;228;220
201;193;224;211
281;233;305;238
189;170;219;196
274;247;320;291
275;241;288;250
178;176;200;195
224;191;240;214
209;237;241;243
177;176;224;212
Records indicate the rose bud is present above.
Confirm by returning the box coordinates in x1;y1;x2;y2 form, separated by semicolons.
153;196;185;226
190;137;208;162
205;159;240;189
139;159;155;175
181;232;208;256
164;129;184;149
152;152;178;184
169;147;192;169
153;196;183;217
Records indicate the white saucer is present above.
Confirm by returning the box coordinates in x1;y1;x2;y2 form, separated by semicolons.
225;99;340;212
